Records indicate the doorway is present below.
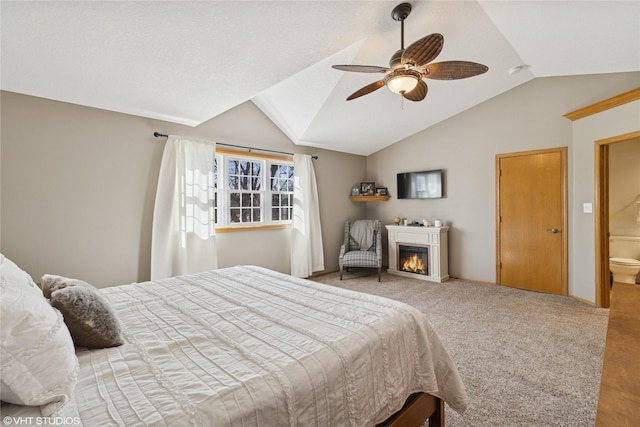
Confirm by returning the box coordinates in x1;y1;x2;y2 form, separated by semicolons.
594;130;640;308
496;147;568;295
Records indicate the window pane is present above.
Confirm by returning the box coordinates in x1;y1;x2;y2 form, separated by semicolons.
230;193;240;207
253;177;261;191
282;209;289;221
228;160;237;175
287;179;293;192
241;193;251;207
272;207;279;220
272;194;279;206
228;176;238;190
240;176;250;190
230;208;240;223
214;158;218;189
242;208;251;222
253;193;261;206
252;208;261;222
214;193;218;224
239;161;249;174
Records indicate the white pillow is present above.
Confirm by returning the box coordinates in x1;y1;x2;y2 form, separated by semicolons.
0;254;79;416
0;254;38;290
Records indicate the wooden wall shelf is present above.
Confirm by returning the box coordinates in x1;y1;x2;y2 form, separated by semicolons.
349;195;390;202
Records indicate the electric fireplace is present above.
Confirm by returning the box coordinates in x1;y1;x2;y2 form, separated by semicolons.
397;244;429;276
385;225;449;283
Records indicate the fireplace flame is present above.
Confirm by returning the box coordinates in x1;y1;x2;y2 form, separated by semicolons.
401;253;427;274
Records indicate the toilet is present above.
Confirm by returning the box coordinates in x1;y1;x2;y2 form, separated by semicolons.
609;236;640;284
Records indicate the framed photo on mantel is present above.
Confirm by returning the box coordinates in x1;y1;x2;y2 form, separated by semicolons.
360;182;375;196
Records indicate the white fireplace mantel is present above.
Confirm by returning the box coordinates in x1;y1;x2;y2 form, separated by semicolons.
386;225;449;283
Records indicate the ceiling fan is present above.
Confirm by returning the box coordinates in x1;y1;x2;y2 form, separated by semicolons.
332;2;488;102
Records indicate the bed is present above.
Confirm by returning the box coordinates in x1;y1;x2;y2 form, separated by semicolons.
1;261;467;426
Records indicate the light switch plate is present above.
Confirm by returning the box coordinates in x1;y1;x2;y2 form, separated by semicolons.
583;203;593;213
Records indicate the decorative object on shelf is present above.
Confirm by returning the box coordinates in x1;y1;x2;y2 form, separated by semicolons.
360;182;376;196
376;187;389;196
394;217;401;225
434;219;442;227
351;185;360;196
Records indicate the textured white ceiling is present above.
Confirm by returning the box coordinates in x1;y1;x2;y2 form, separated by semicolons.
2;1;639;155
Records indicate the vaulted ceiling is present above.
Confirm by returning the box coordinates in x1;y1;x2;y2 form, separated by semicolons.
2;1;638;155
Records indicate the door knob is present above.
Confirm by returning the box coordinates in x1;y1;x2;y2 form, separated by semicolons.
546;228;560;234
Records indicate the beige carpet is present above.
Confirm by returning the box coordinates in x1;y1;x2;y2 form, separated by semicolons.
312;269;609;427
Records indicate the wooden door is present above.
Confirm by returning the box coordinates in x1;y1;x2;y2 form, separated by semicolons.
496;148;567;295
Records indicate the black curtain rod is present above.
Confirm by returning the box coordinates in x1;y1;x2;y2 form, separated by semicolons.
153;132;318;159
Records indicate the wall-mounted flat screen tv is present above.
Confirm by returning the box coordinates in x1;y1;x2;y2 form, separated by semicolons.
397;169;443;199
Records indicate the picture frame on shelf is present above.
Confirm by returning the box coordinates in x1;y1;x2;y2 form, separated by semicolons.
350;185;360;196
376;187;388;196
360;182;375;196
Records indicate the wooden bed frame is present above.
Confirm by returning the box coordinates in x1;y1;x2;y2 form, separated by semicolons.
378;393;444;427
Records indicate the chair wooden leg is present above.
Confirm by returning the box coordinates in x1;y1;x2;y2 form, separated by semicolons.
340;266;343;280
378;267;381;282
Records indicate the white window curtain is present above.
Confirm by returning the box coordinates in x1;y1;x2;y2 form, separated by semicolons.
151;136;218;280
291;154;324;277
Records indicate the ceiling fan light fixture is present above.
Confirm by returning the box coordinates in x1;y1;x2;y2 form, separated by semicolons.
332;3;487;102
385;70;420;94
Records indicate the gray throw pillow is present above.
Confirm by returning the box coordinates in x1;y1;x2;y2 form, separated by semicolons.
41;274;92;299
49;285;124;349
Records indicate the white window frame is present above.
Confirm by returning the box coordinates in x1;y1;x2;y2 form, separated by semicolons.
214;149;294;232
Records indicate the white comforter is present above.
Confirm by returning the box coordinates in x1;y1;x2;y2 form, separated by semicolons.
5;266;467;426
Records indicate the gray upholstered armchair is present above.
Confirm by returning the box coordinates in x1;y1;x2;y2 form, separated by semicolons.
339;219;383;282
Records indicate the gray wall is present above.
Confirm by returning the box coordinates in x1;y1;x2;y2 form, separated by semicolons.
1;91;366;287
365;72;640;302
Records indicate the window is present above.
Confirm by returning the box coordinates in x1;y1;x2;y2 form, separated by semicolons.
228;158;262;224
270;163;294;221
214;150;293;230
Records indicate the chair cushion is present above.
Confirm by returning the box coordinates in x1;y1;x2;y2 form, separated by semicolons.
342;251;379;268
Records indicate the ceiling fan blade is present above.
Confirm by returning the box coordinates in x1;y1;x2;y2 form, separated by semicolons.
424;61;489;80
332;65;390;73
401;33;444;67
346;80;386;101
402;80;428;102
